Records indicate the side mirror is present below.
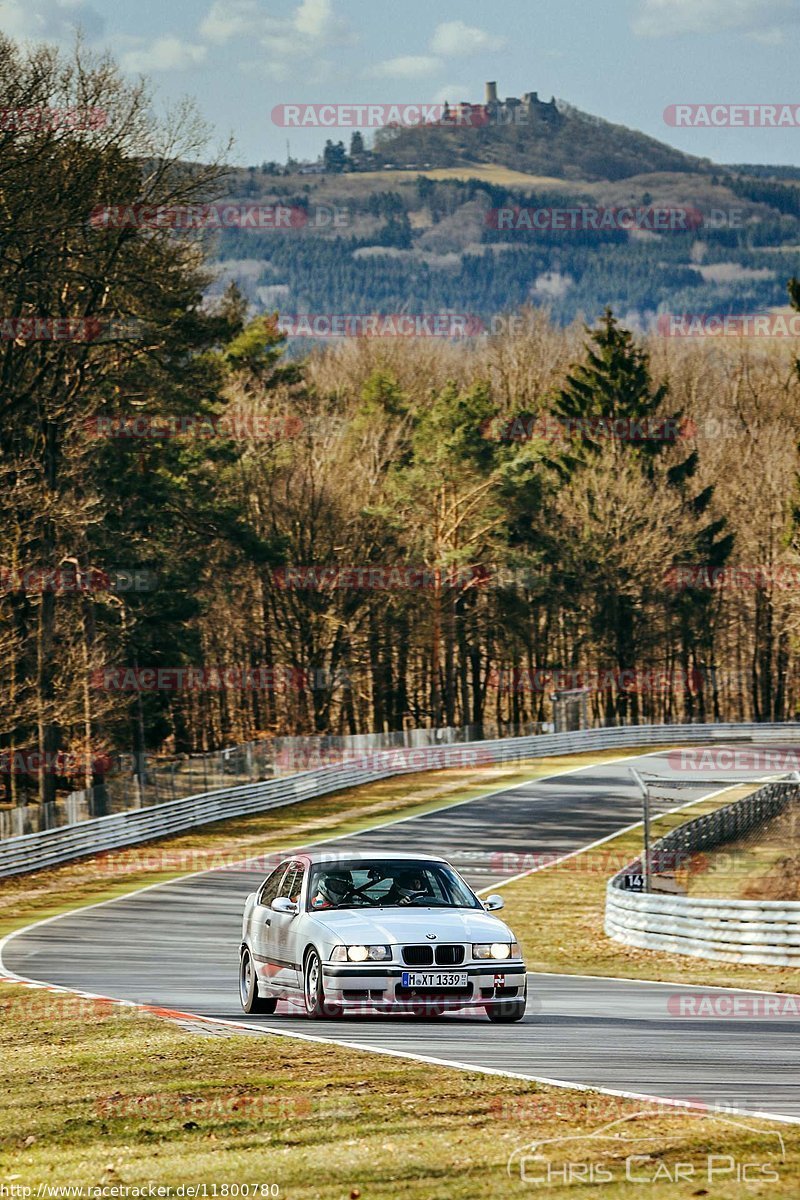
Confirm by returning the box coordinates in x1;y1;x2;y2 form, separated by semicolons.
483;894;504;912
271;897;299;915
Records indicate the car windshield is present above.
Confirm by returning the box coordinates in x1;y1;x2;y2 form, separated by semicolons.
306;860;482;911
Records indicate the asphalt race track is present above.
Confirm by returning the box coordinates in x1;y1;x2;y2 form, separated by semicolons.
3;747;800;1122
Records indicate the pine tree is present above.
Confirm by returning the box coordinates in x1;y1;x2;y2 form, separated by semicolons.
553;308;671;462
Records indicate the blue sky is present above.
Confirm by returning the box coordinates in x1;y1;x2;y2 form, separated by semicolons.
2;0;800;167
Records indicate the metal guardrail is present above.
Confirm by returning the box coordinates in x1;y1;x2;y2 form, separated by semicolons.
606;780;800;966
0;723;497;839
1;720;799;880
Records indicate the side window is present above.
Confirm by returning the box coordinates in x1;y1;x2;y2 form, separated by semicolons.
278;861;306;904
259;865;287;907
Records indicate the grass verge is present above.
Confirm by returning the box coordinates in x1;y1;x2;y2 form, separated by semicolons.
5;747;799;1195
1;982;798;1198
686;803;800;901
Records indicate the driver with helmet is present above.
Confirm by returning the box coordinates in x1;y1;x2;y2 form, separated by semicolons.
385;867;429;906
310;868;353;909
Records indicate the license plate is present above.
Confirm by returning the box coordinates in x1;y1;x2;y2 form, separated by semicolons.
401;971;468;988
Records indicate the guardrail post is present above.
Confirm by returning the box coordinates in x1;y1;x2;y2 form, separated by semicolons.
629;767;651;892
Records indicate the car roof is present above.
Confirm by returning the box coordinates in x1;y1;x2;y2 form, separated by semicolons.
294;850;449;866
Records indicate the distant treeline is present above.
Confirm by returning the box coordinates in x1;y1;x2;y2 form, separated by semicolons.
3;38;800;808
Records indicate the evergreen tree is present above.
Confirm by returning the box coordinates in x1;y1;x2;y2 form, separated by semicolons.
322;139;347;173
553;308;671;462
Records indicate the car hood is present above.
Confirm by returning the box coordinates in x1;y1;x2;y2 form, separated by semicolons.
310;906;514;944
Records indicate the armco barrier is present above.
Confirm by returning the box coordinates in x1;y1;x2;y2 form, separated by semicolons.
1;721;799;880
606;780;800;966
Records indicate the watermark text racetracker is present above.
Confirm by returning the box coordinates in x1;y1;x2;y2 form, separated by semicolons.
85;413;303;442
89;204;349;231
271;102;526;128
0;567;157;594
271;565;491;590
668;746;800;773
93;826;496;879
0;106;107;131
665;102;800;127
483;414;689;444
665;564;800;591
276;314;483;338
668;992;800;1019
91;667;349;692
658;313;800;338
486;205;743;232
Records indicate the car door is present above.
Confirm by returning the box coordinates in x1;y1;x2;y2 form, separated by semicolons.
271;859;306;992
251;863;289;993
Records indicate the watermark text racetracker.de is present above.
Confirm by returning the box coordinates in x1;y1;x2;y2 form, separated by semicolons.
482;414;689;444
486;206;703;233
91;667;350;692
271;101;525;128
84;413;303;442
89;204;349;231
0;566;157;594
487;667;708;694
665;564;800;591
0;106;107;131
271;565;490;590
0;317;142;343
486;205;743;233
275;314;483;338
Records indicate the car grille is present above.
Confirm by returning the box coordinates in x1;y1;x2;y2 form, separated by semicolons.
402;946;433;966
401;944;465;966
435;944;464;966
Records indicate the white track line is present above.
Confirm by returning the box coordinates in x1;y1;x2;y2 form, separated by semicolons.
0;748;664;944
478;781;747;892
3;747;798;1126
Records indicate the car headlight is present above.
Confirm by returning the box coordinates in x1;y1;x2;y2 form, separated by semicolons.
330;945;392;963
473;942;513;960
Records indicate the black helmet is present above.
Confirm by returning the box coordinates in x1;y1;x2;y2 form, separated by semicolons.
395;867;426;894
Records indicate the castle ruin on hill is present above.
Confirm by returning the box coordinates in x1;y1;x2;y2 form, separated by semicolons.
447;82;561;128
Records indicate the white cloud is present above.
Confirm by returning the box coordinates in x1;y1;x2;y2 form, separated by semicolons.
200;0;352;61
120;37;208;73
199;0;257;44
749;24;785;42
366;54;441;78
633;0;796;37
0;0;104;41
294;0;337;39
429;20;506;57
240;53;334;82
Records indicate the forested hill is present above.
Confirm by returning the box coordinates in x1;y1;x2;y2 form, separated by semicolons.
371;100;712;182
209;166;800;332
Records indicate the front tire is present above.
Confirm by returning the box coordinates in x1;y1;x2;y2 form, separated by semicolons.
239;948;278;1014
303;948;341;1019
485;997;527;1023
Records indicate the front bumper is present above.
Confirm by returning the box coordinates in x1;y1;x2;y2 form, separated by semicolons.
321;961;527;1009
